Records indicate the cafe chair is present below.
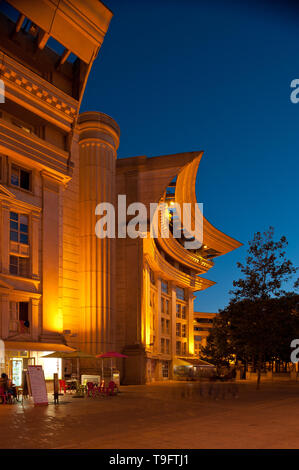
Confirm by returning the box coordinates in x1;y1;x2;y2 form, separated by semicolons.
0;386;7;404
59;379;70;394
106;381;117;396
86;382;96;397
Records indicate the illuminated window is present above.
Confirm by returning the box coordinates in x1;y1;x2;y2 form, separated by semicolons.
9;255;29;277
161;280;168;294
176;287;185;300
150;269;155;285
9;301;29;333
10;212;29;244
162;298;170;314
162;361;169;378
176;304;181;318
11;164;31;191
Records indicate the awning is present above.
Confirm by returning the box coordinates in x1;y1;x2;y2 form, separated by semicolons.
185;358;216;367
4;341;75;353
173;358;193;367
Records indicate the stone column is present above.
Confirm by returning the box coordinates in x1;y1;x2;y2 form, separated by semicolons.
31;212;40;279
41;172;63;339
78;112;120;355
187;292;195;355
31;298;40;341
0;294;9;339
1;204;10;274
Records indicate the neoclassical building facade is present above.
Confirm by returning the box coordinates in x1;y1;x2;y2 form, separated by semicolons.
0;0;241;384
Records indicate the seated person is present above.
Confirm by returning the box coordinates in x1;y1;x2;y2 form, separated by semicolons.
0;373;9;392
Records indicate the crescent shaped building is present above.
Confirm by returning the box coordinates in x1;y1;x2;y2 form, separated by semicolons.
0;0;241;385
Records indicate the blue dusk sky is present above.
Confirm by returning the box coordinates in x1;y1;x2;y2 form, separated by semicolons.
81;0;299;313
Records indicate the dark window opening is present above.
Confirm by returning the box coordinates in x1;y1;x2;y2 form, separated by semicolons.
11;165;31;191
19;302;29;322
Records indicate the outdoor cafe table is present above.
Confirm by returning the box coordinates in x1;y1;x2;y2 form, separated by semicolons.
65;379;79;392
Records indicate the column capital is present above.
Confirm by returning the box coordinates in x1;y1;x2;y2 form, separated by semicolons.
77;111;120;152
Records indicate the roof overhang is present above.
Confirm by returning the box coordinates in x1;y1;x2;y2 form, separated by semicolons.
4;341;75;352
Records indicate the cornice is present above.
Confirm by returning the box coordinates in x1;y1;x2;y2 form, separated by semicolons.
0;118;72;182
78;111;120;151
0;52;78;130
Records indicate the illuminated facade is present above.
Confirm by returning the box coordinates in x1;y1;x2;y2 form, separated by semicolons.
0;0;241;385
194;312;217;355
0;0;113;381
114;153;241;383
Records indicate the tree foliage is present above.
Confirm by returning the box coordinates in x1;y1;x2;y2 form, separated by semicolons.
203;228;298;388
231;227;297;301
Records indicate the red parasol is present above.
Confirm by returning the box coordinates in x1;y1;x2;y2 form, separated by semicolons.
96;351;128;381
96;351;128;358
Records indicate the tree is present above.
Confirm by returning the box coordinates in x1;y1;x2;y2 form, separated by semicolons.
231;227;297;301
203;295;299;389
204;228;298;389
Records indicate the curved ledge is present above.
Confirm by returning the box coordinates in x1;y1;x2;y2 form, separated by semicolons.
143;238;215;292
175;155;242;256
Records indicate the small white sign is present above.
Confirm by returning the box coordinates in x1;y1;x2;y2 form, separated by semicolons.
27;365;48;406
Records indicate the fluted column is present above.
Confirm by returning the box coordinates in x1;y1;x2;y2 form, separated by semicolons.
78;112;120;354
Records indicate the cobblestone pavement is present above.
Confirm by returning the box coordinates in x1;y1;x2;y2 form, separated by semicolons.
1;381;299;449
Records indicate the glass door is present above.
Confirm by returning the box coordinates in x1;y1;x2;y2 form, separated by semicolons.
11;359;23;386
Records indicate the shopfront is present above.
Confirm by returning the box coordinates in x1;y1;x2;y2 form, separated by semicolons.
3;341;75;384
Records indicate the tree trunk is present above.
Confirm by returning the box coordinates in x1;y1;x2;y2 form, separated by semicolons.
256;353;262;390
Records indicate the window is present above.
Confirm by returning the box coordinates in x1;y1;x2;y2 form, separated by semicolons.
9;301;29;333
150;269;155;285
176;341;181;355
176;323;181;337
161;280;168;294
182;306;186;319
161;318;165;334
161;338;165;353
176;304;181;318
162;361;169;378
162;298;170;314
11;119;33;134
182;342;187;355
10;212;29;244
9;255;29;277
166;319;170;335
176;287;185;300
11;164;31;191
166;339;170;354
182;324;187;338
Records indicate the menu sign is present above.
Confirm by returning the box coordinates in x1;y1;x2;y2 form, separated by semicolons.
27;365;48;406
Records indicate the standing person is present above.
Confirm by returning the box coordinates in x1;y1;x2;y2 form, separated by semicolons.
0;373;9;391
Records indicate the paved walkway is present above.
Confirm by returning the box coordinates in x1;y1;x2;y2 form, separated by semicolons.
1;381;299;449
